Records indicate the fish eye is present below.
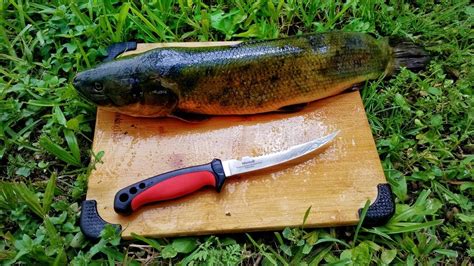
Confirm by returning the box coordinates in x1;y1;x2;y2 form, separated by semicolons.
93;82;103;92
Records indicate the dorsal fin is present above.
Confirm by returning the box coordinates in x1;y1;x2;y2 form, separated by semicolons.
103;42;137;62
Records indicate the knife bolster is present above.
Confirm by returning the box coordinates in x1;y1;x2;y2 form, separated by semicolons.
211;159;226;192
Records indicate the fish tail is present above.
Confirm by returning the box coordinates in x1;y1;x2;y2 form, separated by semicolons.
389;37;431;72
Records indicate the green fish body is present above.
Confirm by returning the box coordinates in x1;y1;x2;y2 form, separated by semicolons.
73;32;428;119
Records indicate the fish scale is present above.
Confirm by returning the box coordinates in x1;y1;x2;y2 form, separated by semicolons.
73;32;429;119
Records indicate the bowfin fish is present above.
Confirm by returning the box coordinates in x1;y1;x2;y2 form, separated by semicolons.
73;32;429;118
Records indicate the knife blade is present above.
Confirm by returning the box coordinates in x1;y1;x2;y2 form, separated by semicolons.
114;131;339;215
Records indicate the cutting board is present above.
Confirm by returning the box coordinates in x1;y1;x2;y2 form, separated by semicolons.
80;42;394;240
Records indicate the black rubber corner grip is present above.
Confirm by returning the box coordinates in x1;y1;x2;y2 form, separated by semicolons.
359;183;395;227
80;200;122;240
103;41;137;62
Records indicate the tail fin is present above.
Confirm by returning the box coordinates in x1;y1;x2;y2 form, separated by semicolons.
389;38;430;72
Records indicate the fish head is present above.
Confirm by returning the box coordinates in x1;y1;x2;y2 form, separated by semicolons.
73;59;178;117
73;60;143;107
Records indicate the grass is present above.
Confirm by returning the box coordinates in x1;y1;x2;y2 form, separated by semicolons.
0;0;472;264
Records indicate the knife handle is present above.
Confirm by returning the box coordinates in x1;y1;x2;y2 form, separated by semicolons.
114;159;226;215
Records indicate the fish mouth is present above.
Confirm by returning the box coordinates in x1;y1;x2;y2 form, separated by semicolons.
75;90;105;105
72;75;87;97
79;91;112;106
72;74;83;89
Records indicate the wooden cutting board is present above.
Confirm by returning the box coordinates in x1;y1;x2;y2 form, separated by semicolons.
81;42;393;240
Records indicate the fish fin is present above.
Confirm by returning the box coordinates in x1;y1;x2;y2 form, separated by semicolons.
276;103;308;113
170;111;211;123
389;37;430;72
349;82;365;91
135;81;180;117
103;41;137;62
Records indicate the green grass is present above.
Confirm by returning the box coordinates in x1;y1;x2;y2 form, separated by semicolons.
0;0;472;264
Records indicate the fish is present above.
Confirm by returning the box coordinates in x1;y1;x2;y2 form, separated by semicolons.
73;32;429;120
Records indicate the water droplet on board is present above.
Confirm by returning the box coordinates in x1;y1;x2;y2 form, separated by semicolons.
226;183;236;194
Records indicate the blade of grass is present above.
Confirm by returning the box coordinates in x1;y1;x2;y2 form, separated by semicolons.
114;2;130;42
42;172;57;214
98;9;114;40
143;5;176;40
353;200;371;247
127;15;156;41
131;233;162;250
308;245;333;265
74;37;90;68
0;23;17;57
327;1;353;29
0;182;16;209
9;24;32;48
53;106;67;126
382;220;445;234
266;246;289;266
129;5;166;41
246;233;280;265
274;232;284;246
27;99;58;107
8;0;25;29
44;216;62;247
314;237;350;249
434;249;458;258
0;53;26;64
0;182;45;218
302;205;312;229
361;227;394;241
16;182;45;218
69;2;92;26
64;129;80;163
39;135;81;166
52;247;66;266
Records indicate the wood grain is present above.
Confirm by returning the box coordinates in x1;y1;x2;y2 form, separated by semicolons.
85;42;386;238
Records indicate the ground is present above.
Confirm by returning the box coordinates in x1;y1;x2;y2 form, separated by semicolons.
0;1;472;265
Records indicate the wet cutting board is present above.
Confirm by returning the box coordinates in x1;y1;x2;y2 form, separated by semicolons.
81;42;393;240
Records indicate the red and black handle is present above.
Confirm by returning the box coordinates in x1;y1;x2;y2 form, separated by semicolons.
113;159;227;215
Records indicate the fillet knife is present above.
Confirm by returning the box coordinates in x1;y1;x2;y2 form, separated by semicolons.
114;131;339;215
